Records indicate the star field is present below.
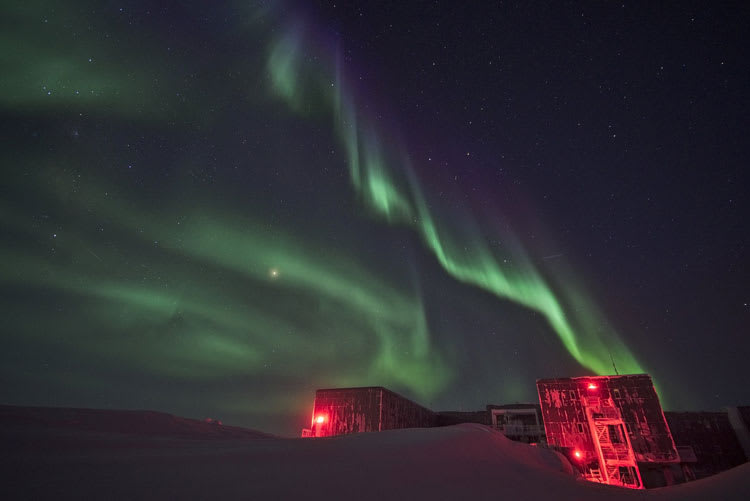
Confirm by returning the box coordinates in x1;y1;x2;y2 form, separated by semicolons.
0;1;747;435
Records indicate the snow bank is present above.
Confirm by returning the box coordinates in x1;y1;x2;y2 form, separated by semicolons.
3;406;748;500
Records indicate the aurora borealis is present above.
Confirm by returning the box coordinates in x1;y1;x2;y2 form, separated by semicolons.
267;17;643;378
1;1;748;435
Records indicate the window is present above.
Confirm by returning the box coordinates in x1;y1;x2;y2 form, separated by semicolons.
576;423;585;433
619;466;639;486
613;389;621;399
608;424;623;444
569;390;577;400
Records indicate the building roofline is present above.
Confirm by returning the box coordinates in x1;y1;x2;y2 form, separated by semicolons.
486;403;540;410
314;386;433;413
536;374;651;384
315;386;390;392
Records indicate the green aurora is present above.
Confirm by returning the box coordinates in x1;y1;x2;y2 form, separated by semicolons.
0;1;668;434
1;167;451;396
267;23;644;377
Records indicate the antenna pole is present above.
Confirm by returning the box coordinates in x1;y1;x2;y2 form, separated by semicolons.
609;351;619;375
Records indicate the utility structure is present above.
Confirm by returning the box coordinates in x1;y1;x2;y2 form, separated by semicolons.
537;374;685;489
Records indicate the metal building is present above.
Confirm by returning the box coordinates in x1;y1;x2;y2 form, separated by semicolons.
487;403;545;444
434;404;544;443
301;386;436;438
666;410;747;479
537;374;684;489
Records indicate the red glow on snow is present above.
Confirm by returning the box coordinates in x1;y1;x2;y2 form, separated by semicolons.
315;415;326;424
587;383;598;390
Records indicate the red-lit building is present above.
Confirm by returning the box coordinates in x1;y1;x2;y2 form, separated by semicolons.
301;386;436;437
537;374;685;489
301;386;546;441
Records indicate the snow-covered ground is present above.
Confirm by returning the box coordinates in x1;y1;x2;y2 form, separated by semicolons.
3;406;749;500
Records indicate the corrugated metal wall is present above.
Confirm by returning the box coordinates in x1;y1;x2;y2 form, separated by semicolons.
536;379;596;456
312;387;382;436
537;375;679;464
610;375;678;463
310;387;436;437
379;388;436;430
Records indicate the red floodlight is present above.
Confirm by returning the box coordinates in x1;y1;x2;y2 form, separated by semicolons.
587;383;598;390
315;415;326;424
574;450;582;460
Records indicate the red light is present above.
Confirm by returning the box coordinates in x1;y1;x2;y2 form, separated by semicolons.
587;383;598;390
574;450;582;459
315;415;326;424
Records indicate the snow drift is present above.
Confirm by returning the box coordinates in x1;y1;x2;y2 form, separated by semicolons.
2;405;748;500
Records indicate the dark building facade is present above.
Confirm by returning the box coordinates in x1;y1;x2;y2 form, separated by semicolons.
665;411;747;479
537;374;684;489
435;410;491;427
728;406;750;460
301;386;436;437
301;387;543;444
435;404;544;443
487;403;545;444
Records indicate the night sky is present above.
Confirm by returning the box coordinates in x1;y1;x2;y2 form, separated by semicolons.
1;1;748;436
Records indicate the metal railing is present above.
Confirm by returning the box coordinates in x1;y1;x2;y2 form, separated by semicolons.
494;423;545;436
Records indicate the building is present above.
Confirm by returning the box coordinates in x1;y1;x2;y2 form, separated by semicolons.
537;374;686;489
665;410;747;479
435;410;491;427
487;404;545;444
434;404;544;443
301;380;747;488
727;406;750;460
301;386;436;437
301;386;545;445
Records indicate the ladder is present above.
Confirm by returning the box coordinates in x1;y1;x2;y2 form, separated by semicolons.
584;398;643;489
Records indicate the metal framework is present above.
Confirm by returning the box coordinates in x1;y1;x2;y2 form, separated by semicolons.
537;374;681;489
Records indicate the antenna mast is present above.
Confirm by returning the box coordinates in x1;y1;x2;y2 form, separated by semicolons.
609;351;619;375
